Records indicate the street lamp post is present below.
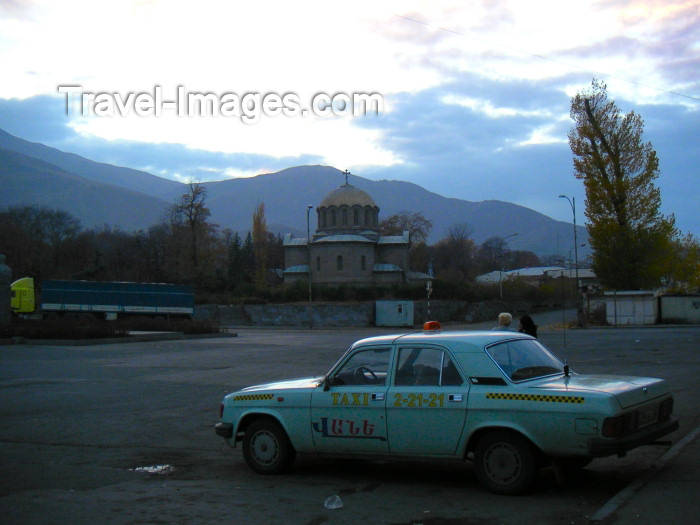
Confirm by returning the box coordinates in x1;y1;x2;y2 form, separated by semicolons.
499;233;518;299
559;195;581;325
306;205;313;328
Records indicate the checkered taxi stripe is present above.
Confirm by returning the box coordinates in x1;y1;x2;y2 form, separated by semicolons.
486;392;585;404
233;393;274;401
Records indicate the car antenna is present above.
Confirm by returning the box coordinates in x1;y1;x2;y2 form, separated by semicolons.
561;272;570;377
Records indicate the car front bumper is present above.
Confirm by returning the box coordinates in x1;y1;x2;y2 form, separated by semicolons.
215;422;233;439
589;417;679;457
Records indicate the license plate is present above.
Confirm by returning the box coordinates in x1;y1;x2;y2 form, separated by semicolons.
638;405;659;428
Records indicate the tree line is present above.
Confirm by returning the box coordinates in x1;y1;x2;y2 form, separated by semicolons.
1;186;550;300
2;181;695;302
0;184;281;297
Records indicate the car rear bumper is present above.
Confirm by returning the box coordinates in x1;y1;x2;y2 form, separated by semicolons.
589;417;679;457
215;422;233;439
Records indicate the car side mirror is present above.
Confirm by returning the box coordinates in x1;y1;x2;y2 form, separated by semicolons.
323;376;333;391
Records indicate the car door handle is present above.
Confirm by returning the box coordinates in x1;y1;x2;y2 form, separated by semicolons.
372;393;385;401
449;394;463;402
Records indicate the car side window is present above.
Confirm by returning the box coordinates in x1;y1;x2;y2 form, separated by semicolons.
486;339;564;381
331;347;391;386
441;354;464;386
395;348;463;387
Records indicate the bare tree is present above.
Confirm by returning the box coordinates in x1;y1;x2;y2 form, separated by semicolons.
379;211;432;244
174;181;211;271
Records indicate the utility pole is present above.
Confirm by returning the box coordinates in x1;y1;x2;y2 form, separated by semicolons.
499;233;518;299
559;195;581;326
306;205;313;329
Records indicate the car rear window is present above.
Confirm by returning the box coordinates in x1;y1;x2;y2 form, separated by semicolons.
486;339;564;382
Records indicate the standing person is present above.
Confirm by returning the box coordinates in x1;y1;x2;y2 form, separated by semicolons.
518;315;538;338
492;312;516;331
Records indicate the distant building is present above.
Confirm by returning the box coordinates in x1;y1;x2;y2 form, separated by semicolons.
476;266;598;290
283;176;430;287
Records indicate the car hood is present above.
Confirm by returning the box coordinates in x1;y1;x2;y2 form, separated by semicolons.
240;377;323;392
534;374;669;408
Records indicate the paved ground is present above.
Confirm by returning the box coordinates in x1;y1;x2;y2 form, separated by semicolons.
0;315;698;524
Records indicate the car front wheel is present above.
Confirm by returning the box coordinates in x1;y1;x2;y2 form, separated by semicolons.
242;418;296;474
474;431;537;494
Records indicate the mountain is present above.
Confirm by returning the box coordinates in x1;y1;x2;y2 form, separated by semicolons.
1;148;170;231
0;128;587;257
200;166;588;257
0;128;180;198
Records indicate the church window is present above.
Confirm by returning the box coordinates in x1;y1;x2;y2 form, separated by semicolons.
337;255;343;271
331;209;336;226
353;209;359;225
342;209;347;225
361;255;366;271
316;256;321;271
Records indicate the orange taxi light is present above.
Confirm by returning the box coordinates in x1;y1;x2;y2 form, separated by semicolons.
423;321;442;331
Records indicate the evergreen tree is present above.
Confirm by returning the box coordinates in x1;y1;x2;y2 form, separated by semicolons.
252;202;268;286
242;232;255;283
227;231;243;288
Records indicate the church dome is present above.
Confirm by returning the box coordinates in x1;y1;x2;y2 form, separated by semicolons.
319;184;377;208
316;182;380;234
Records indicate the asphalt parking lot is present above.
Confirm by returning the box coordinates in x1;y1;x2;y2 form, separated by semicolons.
1;322;698;525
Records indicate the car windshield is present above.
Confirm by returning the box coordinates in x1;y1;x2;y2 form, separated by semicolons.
486;339;564;382
330;347;391;386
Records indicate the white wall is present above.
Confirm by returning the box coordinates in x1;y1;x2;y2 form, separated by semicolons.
605;291;659;325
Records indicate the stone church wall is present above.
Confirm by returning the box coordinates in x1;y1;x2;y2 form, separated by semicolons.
311;243;375;285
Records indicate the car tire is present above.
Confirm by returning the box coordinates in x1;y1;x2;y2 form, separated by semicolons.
242;418;296;475
474;431;537;495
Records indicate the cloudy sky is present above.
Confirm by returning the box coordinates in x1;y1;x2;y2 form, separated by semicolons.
1;0;698;235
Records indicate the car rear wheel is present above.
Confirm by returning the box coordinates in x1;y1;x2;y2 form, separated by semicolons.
474;431;537;494
242;419;296;474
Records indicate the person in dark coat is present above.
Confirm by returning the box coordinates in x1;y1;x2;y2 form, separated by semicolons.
518;315;538;338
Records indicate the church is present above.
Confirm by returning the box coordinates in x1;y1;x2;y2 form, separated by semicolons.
283;174;430;287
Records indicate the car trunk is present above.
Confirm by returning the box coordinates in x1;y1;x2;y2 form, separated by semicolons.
534;374;668;408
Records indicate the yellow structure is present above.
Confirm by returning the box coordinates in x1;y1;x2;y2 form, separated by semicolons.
10;277;35;314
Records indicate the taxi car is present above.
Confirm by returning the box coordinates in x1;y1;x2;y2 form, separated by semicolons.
214;323;679;494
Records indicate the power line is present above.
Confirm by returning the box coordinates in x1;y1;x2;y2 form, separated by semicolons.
393;13;700;102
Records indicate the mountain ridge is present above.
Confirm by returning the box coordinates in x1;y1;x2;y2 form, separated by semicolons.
0;128;587;257
0;128;181;198
1;147;171;230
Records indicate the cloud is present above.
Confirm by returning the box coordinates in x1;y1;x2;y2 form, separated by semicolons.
0;1;697;237
0;94;76;143
357;71;699;234
0;95;322;181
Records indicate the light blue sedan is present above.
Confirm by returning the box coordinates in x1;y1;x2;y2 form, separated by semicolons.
215;323;678;494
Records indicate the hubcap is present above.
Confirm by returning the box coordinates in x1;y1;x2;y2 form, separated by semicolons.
251;430;279;466
484;442;521;484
